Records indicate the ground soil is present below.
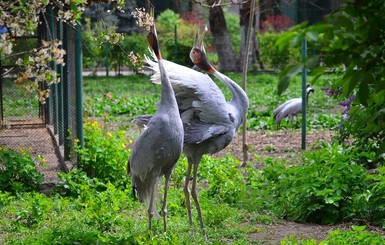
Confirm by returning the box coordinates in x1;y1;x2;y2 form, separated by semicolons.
0;126;382;243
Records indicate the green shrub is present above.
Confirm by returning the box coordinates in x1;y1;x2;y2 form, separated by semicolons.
202;155;245;204
55;170;107;197
75;120;130;183
0;146;44;193
163;38;194;67
261;142;369;224
353;171;385;228
258;31;300;70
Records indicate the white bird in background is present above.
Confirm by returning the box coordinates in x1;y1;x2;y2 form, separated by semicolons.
127;21;184;232
143;27;249;234
273;84;314;127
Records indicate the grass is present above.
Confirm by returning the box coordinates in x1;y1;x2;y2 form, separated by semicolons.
83;72;343;131
1;80;40;120
1;72;368;244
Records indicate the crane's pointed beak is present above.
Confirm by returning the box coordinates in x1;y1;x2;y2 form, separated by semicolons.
147;8;161;59
192;26;207;53
190;26;214;73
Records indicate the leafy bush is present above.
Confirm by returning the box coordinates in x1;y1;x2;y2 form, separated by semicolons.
260;143;369;224
200;155;245;204
0;146;44;193
163;38;194;67
55;170;107;197
353;171;385;228
258;31;300;70
75;120;130;183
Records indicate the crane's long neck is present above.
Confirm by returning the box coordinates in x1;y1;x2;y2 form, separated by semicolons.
158;59;179;110
212;70;249;128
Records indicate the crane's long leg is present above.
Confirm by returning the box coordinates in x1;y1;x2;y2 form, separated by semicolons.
183;158;193;226
148;183;156;231
162;174;171;232
191;157;206;236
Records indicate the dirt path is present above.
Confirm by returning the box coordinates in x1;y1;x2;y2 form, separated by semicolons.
214;129;335;165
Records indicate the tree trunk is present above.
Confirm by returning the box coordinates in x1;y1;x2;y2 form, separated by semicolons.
209;6;238;72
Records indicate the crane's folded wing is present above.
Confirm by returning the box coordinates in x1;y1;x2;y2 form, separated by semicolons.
145;52;232;126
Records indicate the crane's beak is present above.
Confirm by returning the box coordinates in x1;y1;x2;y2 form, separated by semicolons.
190;26;213;72
195;26;208;51
190;26;207;62
147;8;161;59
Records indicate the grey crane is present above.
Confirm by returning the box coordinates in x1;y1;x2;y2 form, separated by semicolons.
127;21;184;232
273;84;314;127
143;28;249;234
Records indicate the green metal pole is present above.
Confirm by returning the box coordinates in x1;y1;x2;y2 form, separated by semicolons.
62;23;70;161
48;6;59;134
57;18;64;145
105;42;109;77
43;14;50;124
301;38;307;150
75;22;84;149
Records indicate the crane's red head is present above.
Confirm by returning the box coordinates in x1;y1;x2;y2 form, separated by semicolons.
147;8;162;60
190;26;215;74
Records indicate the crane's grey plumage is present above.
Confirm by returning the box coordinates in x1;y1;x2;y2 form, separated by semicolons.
127;21;184;232
273;84;314;126
143;28;249;234
131;114;153;129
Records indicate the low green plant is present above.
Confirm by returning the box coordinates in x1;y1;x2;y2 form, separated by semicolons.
319;226;385;245
55;170;107;197
74;120;130;183
0;146;44;193
280;226;385;245
353;172;385;228
259;142;369;224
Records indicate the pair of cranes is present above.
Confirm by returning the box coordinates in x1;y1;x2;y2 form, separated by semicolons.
128;17;314;235
128;22;249;234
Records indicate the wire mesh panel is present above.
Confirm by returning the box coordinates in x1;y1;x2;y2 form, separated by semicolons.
0;36;43;128
0;6;84;171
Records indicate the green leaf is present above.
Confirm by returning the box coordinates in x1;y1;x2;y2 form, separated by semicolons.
277;64;303;95
306;30;318;42
276;31;297;52
277;75;291;96
305;55;319;69
357;82;369;106
292;32;305;47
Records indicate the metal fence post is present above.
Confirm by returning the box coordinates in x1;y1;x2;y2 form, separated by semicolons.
301;38;307;150
62;23;70;161
75;23;84;149
57;18;64;145
105;42;109;77
48;6;59;134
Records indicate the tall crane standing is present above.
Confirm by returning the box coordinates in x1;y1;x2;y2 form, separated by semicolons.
127;20;184;232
